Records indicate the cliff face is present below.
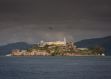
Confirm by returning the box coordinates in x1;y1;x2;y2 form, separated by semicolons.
11;49;50;56
75;36;111;55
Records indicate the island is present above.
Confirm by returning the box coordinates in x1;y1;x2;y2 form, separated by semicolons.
7;38;105;56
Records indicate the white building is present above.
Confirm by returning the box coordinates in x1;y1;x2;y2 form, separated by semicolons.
39;37;67;46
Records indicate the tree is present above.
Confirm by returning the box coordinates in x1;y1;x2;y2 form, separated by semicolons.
27;48;33;52
88;46;105;55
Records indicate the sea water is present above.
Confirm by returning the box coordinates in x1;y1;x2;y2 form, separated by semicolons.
0;56;111;79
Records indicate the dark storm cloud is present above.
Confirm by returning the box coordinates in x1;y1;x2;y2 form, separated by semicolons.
0;0;111;45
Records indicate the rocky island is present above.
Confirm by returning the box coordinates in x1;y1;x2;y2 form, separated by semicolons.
8;38;105;56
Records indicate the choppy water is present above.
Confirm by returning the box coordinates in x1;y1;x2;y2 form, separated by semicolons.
0;56;111;79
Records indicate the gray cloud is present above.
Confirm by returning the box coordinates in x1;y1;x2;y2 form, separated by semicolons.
0;0;111;45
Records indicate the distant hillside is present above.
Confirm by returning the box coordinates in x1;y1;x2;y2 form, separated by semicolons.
0;42;33;55
75;36;111;55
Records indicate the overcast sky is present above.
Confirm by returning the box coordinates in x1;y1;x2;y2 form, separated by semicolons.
0;0;111;45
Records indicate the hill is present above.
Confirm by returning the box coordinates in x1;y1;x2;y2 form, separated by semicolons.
75;36;111;55
0;42;33;55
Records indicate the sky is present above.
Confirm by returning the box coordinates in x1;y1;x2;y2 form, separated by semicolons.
0;0;111;45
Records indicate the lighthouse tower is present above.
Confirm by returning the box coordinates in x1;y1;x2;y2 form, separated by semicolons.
64;37;67;46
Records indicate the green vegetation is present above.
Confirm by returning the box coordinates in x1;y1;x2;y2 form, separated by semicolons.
88;46;105;55
26;43;105;56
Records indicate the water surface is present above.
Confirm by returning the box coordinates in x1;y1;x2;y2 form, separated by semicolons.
0;56;111;79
